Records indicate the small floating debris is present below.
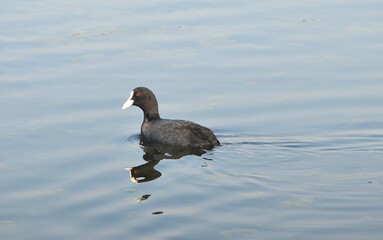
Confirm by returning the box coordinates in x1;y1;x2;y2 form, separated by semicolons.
152;211;164;215
138;194;151;202
202;157;213;161
201;162;208;167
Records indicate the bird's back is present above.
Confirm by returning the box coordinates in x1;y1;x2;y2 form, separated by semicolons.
141;119;220;148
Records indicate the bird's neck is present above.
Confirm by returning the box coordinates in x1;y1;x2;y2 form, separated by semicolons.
144;112;160;122
139;102;160;122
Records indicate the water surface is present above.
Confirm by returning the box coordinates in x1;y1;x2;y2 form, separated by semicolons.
1;0;383;239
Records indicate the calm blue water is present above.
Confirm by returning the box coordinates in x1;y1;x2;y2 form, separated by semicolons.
1;1;383;239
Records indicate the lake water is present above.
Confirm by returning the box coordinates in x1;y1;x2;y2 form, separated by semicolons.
1;0;383;239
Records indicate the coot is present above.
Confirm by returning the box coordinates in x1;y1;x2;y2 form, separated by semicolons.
122;87;220;149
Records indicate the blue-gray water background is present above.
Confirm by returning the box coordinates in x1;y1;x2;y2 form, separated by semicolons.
1;1;383;239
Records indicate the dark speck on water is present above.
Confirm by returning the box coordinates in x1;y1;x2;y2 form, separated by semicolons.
138;194;151;202
152;211;164;215
1;1;383;240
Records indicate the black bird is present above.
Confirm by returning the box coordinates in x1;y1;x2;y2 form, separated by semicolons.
122;87;220;149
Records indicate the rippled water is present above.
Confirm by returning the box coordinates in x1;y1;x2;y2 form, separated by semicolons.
1;0;383;239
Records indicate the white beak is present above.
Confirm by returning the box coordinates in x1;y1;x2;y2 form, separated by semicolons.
121;91;135;110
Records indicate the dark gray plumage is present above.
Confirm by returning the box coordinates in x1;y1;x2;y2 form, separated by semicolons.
122;87;220;149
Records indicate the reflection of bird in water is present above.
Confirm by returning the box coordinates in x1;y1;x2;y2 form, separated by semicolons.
125;136;213;183
140;137;207;160
125;160;161;183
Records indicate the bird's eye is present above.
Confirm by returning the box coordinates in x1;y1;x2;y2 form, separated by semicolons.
134;91;141;97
